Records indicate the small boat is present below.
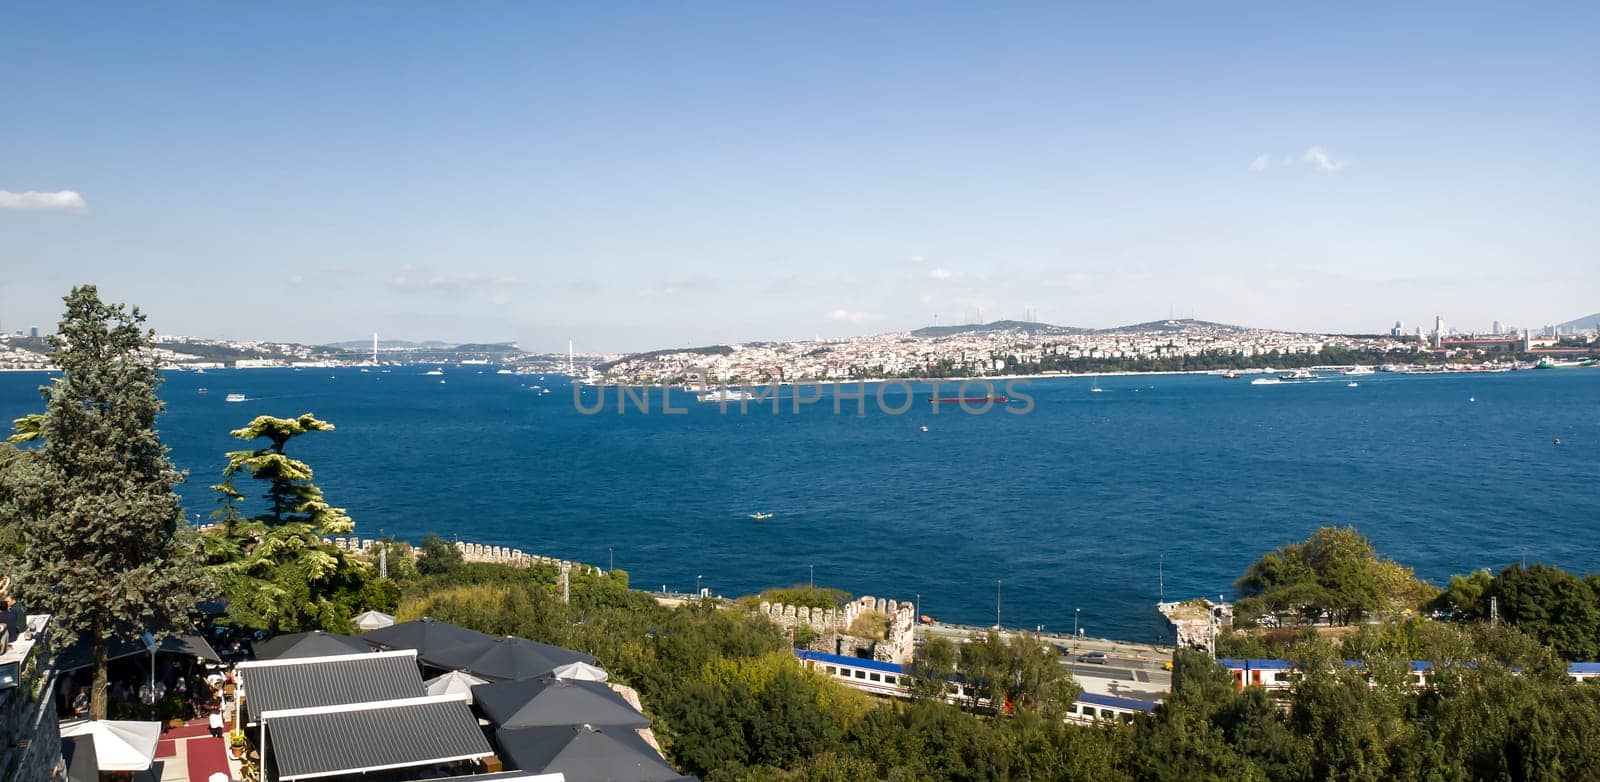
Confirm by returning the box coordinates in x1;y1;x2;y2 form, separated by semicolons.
197;387;208;394
1347;382;1359;388
225;393;246;403
1279;369;1317;381
748;512;773;520
1090;379;1104;393
1343;366;1375;376
1554;437;1562;446
425;368;445;376
932;395;1009;404
1222;370;1241;380
919;425;929;432
1250;378;1281;386
699;388;757;403
496;369;513;375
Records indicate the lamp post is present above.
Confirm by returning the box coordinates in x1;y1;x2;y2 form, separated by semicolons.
608;547;614;571
696;574;702;597
1073;608;1080;655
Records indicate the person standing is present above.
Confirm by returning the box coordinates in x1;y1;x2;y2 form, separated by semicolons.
208;708;224;739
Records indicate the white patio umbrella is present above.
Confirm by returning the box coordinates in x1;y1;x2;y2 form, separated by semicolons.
59;720;160;772
352;610;396;630
425;669;490;703
550;661;609;682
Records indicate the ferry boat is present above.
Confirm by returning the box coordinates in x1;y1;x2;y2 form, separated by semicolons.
699;388;757;403
1536;357;1598;369
1278;369;1317;381
1343;366;1375;376
932;395;1009;404
225;393;246;403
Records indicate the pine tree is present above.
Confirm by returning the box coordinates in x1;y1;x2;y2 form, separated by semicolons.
5;285;205;719
201;413;373;632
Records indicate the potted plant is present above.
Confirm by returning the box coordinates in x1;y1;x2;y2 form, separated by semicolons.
229;733;246;759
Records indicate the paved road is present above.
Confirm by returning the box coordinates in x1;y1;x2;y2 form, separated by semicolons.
916;622;1175;700
917;623;1176;667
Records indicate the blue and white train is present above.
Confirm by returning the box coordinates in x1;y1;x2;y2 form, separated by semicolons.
794;649;1158;725
1218;658;1600;691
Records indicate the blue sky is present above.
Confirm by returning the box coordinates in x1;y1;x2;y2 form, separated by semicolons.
2;3;1594;352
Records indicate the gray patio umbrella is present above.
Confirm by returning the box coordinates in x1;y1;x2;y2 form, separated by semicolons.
494;724;687;782
473;677;648;730
360;617;496;658
426;636;596;682
252;630;371;660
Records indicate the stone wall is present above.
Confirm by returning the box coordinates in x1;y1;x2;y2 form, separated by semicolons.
757;595;916;664
1157;598;1232;651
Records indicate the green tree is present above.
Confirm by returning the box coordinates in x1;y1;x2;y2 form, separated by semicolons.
200;413;372;632
1488;563;1600;660
907;635;958;702
957;631;1079;717
4;285;205;719
415;532;464;575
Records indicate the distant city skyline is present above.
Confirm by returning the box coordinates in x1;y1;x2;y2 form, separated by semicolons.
3;4;1594;353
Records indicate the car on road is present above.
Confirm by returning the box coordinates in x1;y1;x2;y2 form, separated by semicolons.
1075;651;1108;664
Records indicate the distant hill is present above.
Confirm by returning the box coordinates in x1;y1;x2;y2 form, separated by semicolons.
321;339;515;350
911;320;1088;338
1556;312;1600;333
1093;318;1250;335
597;344;733;371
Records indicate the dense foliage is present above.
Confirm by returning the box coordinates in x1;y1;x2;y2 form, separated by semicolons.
2;286;206;718
1234;526;1437;626
199;413;375;632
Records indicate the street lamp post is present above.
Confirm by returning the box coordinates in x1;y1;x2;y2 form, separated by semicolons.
1073;608;1081;655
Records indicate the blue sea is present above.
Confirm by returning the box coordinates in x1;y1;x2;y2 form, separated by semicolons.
3;367;1597;642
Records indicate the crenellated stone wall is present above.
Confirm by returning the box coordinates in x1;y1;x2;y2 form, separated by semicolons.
757;595;916;664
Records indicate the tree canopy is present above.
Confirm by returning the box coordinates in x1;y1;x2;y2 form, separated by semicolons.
200;413;373;632
1236;526;1436;626
2;285;206;718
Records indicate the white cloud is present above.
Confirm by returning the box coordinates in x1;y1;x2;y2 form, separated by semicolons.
1248;154;1272;172
825;309;883;324
0;189;87;212
1302;146;1346;172
928;267;962;281
389;265;523;295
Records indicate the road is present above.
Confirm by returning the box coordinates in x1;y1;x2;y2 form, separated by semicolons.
916;622;1174;701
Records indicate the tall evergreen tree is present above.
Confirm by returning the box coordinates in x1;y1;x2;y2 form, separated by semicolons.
200;413;373;632
5;285;204;719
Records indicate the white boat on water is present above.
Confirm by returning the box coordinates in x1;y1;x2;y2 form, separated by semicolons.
496;369;514;375
748;512;773;520
1090;379;1104;393
1347;381;1360;388
225;393;247;402
1343;366;1375;376
425;368;445;376
1278;369;1317;381
699;388;757;403
1250;378;1281;386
